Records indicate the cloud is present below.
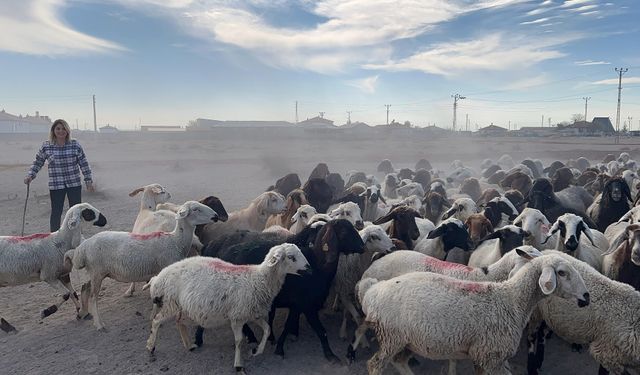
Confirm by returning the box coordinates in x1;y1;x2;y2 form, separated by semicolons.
591;77;640;85
502;74;550;90
363;33;568;76
347;75;379;93
575;60;610;66
0;1;126;56
520;17;553;25
560;0;594;7
567;4;598;12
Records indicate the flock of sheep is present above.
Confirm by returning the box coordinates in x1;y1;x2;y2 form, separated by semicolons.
1;151;640;375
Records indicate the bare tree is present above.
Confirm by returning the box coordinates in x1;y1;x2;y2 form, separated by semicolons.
571;113;585;123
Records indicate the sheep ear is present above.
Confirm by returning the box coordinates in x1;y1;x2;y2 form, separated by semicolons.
177;206;189;219
515;247;542;260
129;187;144;197
151;186;163;194
618;210;633;223
477;230;501;243
580;222;596;246
542;221;560;244
373;211;395;225
427;225;446;239
267;250;283;267
538;266;557;295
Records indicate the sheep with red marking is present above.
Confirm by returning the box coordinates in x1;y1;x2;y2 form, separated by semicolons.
144;243;310;375
0;203;106;330
66;201;219;330
359;252;589;375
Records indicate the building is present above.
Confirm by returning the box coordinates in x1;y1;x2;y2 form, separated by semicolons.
516;127;556;137
476;124;509;137
188;118;293;130
0;110;51;133
99;124;119;133
297;116;335;129
140;125;184;132
557;117;615;136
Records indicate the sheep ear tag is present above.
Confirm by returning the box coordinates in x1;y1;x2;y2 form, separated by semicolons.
323;243;329;252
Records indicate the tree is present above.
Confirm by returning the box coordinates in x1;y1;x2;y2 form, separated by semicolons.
404;120;412;127
571;113;585;123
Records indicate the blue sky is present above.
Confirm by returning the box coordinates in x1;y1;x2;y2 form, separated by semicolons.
0;0;639;130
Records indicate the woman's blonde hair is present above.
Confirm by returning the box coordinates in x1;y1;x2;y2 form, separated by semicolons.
49;119;71;143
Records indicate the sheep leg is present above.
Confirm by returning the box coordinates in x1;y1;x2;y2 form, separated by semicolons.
275;310;300;358
88;276;106;331
59;274;81;313
305;310;340;363
367;333;404;375
251;318;270;356
390;349;415;375
146;310;174;360
77;281;91;320
194;326;205;347
447;360;458;375
176;321;197;351
267;306;276;343
341;297;369;347
41;279;76;318
230;320;246;374
346;322;369;363
242;324;259;345
0;318;17;333
123;283;135;297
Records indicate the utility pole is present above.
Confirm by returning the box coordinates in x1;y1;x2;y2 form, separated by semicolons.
319;112;325;119
385;104;391;125
541;115;544;127
92;94;97;132
628;116;633;132
346;111;352;125
295;101;298;124
583;97;591;122
466;114;469;131
451;94;466;131
548;118;551;127
615;67;628;144
508;120;511;131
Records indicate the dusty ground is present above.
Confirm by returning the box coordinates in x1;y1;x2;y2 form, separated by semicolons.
0;132;637;375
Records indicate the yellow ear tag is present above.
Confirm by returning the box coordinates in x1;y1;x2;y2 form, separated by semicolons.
323;243;329;252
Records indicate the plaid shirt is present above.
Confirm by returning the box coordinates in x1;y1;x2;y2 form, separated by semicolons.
27;140;93;190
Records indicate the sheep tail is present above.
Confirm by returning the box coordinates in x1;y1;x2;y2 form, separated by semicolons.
142;276;155;291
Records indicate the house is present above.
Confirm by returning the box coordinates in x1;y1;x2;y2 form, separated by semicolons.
592;117;615;134
99;124;119;133
476;124;509;137
516;127;557;137
557;117;615;136
0;110;51;133
188;118;293;129
297;116;335;128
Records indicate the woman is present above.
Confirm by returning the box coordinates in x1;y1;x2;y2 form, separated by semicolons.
24;119;95;232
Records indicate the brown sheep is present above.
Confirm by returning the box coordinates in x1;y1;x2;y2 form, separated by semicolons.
464;213;494;246
500;171;532;197
552;167;575;191
504;189;526;213
487;170;506;185
265;189;308;230
576;170;598;186
459;177;482;202
477;188;501;206
422;191;451;224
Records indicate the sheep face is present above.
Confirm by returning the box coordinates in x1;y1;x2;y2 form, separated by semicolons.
177;201;219;225
443;198;477;221
479;225;525;256
427;219;473;252
546;214;595;252
327;219;365;255
604;178;631;203
422;191;451;221
330;202;364;230
362;185;385;205
464;214;493;245
360;225;395;254
256;191;286;217
267;243;310;275
537;257;590;307
513;208;550;244
373;206;421;245
129;183;171;204
199;196;228;222
291;205;317;225
628;225;640;265
67;203;107;229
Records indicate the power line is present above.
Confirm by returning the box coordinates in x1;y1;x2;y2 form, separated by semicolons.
615;67;628;144
451;94;465;131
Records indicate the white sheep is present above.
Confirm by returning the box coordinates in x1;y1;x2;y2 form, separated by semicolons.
67;201;218;330
199;191;286;245
526;250;640;375
441;197;478;222
360;185;389;222
288;204;317;234
543;213;608;271
0;203;106;325
359;252;589;375
144;243;310;374
333;225;394;341
396;181;425;199
329;201;364;229
513;208;556;249
617;206;640;224
622;170;639;198
130;184;172;233
348;246;544;361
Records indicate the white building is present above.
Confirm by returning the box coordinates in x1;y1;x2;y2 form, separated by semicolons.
0;110;51;133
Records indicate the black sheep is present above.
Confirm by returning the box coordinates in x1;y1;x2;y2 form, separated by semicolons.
196;219;365;362
303;178;333;213
373;205;422;250
527;178;596;228
267;173;301;197
588;177;632;232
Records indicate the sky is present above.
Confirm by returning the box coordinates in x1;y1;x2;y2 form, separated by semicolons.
0;0;639;130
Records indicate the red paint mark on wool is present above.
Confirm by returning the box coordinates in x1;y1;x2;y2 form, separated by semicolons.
423;256;473;273
207;259;251;273
447;279;489;293
6;233;51;243
129;232;169;240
